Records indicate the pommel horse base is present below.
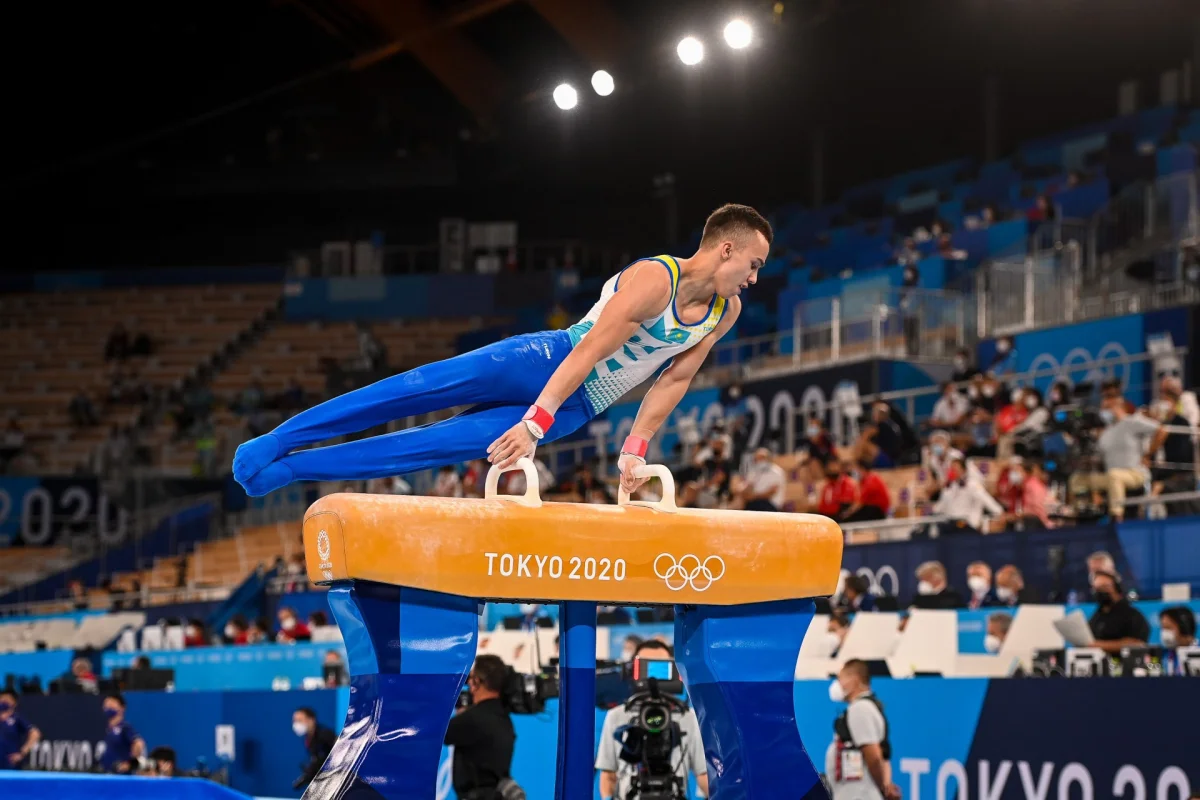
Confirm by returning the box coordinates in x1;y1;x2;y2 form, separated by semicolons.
301;460;843;800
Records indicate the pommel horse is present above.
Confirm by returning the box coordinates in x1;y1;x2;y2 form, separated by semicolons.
301;459;842;800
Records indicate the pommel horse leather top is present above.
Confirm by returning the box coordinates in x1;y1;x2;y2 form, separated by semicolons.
302;461;842;605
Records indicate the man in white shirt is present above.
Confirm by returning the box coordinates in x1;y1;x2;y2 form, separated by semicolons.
929;382;970;430
740;447;786;511
596;641;709;800
825;660;899;800
933;457;1004;533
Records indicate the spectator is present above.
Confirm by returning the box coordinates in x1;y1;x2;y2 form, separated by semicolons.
817;461;857;520
1087;571;1149;654
995;565;1039;605
0;689;40;771
461;459;485;498
985;612;1012;654
951;348;979;384
1160;375;1199;429
183;619;208;648
911;561;963;610
1069;393;1158;521
740;447;786;511
838;574;877;612
0;419;25;472
67;580;89;611
1147;394;1199;515
963;406;997;458
931;457;1004;534
1159;607;1197;649
859;402;904;468
799;416;837;486
964;562;997;610
100;694;144;774
929;383;970;430
145;746;177;777
104;324;131;362
504;457;555;497
970;374;1004;415
1008;388;1050;457
993;388;1029;460
842;459;889;522
826;611;851;657
924;429;973;487
1004;460;1057;530
70;657;99;693
292;707;337;791
68;391;100;427
247;617;272;645
277;607;312;644
1046;381;1072;412
432;465;463;498
224;615;250;645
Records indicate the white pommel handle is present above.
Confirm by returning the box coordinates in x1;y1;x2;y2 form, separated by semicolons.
617;463;678;513
484;457;543;508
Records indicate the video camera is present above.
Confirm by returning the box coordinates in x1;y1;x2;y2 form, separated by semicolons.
615;658;690;800
1041;404;1107;478
456;664;558;715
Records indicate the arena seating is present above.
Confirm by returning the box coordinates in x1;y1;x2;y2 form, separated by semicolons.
0;284;280;473
0;547;74;597
0;611;145;654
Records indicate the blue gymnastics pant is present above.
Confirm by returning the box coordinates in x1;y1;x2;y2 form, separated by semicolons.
233;330;597;496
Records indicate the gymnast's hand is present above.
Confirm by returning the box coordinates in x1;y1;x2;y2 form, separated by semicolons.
487;422;538;469
618;452;649;495
233;434;282;484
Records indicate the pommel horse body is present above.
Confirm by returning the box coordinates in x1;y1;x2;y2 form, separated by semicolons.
301;460;842;800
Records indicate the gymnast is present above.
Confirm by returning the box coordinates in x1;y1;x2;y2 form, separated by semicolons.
233;204;771;497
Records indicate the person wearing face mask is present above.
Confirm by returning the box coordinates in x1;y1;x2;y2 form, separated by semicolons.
1160;375;1199;429
224;615;250;645
837;575;877;613
800;416;837;487
1046;381;1072;411
911;561;963;610
1068;394;1160;522
292;706;338;791
858;403;905;469
986;337;1016;375
1007;387;1050;456
183;618;208;648
1159;607;1197;650
964;562;997;610
1087;571;1149;655
994;565;1039;606
993;388;1030;461
841;459;890;522
931;457;1004;534
1145;388;1199;516
276;607;312;644
1001;461;1057;531
984;612;1012;654
825;660;900;800
826;611;851;657
100;694;145;774
0;690;40;771
929;382;970;431
740;447;787;511
818;461;859;521
951;348;978;384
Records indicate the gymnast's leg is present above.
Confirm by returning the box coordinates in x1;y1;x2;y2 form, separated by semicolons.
233;331;573;486
240;399;591;496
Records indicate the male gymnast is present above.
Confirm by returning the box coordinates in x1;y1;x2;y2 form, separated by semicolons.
233;203;771;498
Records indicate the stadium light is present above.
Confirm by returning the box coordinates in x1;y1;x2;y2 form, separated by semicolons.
591;70;615;97
724;19;752;49
677;36;704;66
553;83;579;110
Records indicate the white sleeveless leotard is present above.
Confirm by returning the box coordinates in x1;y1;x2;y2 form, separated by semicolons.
567;255;728;413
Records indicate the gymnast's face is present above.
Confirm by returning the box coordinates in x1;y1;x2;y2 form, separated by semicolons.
713;231;769;299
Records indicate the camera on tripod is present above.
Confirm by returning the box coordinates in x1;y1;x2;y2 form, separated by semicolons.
456;664;558;715
615;657;690;800
1042;402;1106;479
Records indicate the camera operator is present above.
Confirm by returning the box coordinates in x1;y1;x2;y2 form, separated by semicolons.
445;655;517;800
826;660;899;800
1068;393;1160;522
596;641;708;800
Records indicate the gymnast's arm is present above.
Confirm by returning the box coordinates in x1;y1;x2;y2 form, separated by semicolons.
630;296;741;443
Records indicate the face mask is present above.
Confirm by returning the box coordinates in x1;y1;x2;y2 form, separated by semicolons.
825;632;843;653
828;680;845;703
997;341;1010;354
1161;630;1178;648
947;468;962;483
968;575;990;595
1049;391;1061;404
187;626;200;638
281;617;296;631
1100;409;1114;425
104;708;120;719
1011;389;1022;404
519;604;539;616
0;701;12;713
954;357;966;370
982;386;995;398
225;625;237;639
931;444;944;457
1093;590;1113;607
807;424;820;438
968;386;979;399
1025;396;1038;409
1008;469;1023;484
995;586;1015;603
293;722;308;737
917;580;936;596
728;387;741;400
984;634;1002;654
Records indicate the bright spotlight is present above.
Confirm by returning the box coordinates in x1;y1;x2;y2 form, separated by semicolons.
677;36;704;66
724;19;752;49
552;83;578;110
591;70;615;97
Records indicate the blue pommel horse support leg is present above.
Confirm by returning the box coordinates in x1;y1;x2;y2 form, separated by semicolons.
299;459;843;800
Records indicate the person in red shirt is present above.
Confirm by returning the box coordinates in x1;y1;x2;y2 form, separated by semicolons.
842;459;891;522
817;461;858;519
183;619;208;648
276;607;312;644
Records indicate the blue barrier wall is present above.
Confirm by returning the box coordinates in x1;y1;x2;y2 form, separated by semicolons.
11;680;1197;799
102;643;345;691
0;649;75;686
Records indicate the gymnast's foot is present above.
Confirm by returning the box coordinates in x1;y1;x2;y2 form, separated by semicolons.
233;434;282;485
239;461;295;497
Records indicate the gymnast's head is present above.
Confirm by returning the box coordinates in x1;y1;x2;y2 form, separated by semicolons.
698;203;772;299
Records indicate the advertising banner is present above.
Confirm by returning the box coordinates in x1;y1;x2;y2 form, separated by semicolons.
739;360;880;451
0;476;127;547
18;693;110;772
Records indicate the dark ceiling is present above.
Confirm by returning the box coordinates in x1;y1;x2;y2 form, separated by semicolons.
4;0;1197;267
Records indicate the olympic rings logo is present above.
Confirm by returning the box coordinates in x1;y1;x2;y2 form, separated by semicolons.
654;553;726;592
